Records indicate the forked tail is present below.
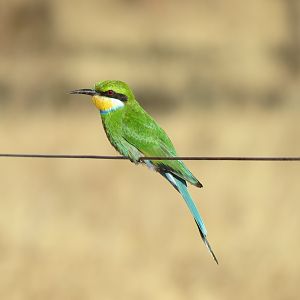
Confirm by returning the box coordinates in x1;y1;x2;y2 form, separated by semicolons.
163;172;218;264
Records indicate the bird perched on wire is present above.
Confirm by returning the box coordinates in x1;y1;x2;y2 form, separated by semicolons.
70;80;218;264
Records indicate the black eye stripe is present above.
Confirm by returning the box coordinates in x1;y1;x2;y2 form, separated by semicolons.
101;90;128;102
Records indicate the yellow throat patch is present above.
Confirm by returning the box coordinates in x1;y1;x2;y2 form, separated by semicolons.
92;95;125;114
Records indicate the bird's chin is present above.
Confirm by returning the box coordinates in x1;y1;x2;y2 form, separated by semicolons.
91;95;108;111
91;95;99;108
91;95;124;113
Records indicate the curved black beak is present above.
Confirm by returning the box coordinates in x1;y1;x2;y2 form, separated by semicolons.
69;89;98;96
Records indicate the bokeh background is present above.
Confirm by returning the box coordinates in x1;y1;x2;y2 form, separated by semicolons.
0;0;300;299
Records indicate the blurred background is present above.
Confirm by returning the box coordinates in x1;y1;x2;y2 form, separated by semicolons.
0;0;299;299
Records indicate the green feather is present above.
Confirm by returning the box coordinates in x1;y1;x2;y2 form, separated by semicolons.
122;101;202;187
96;80;202;187
71;80;217;263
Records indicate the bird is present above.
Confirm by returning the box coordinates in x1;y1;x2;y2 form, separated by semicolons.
70;80;218;264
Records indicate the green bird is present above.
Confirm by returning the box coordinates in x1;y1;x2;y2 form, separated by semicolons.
70;80;218;263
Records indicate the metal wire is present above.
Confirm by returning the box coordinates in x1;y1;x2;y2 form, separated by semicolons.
0;153;299;161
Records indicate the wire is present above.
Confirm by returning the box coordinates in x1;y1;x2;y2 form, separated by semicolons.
0;153;299;161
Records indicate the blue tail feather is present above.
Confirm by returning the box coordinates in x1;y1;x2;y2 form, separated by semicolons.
162;172;218;264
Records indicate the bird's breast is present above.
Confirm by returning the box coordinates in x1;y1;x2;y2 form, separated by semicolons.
92;95;124;114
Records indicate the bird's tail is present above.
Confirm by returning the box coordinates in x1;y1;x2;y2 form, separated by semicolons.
163;172;218;264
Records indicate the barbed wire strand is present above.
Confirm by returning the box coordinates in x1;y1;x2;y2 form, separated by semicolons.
0;153;299;161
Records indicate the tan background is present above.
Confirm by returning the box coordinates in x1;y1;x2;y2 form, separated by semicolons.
0;0;300;299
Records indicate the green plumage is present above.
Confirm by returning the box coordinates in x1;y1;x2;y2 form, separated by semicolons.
97;80;202;187
71;80;218;263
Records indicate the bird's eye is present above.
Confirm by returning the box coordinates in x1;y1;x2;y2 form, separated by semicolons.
107;90;114;96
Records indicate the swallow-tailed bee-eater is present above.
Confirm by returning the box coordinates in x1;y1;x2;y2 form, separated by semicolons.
70;80;218;263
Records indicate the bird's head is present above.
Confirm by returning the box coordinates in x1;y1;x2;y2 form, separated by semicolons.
70;80;135;115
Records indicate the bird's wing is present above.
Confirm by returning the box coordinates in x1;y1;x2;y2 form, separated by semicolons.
122;105;202;187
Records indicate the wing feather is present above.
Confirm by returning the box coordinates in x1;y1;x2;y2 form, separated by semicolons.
122;105;202;187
